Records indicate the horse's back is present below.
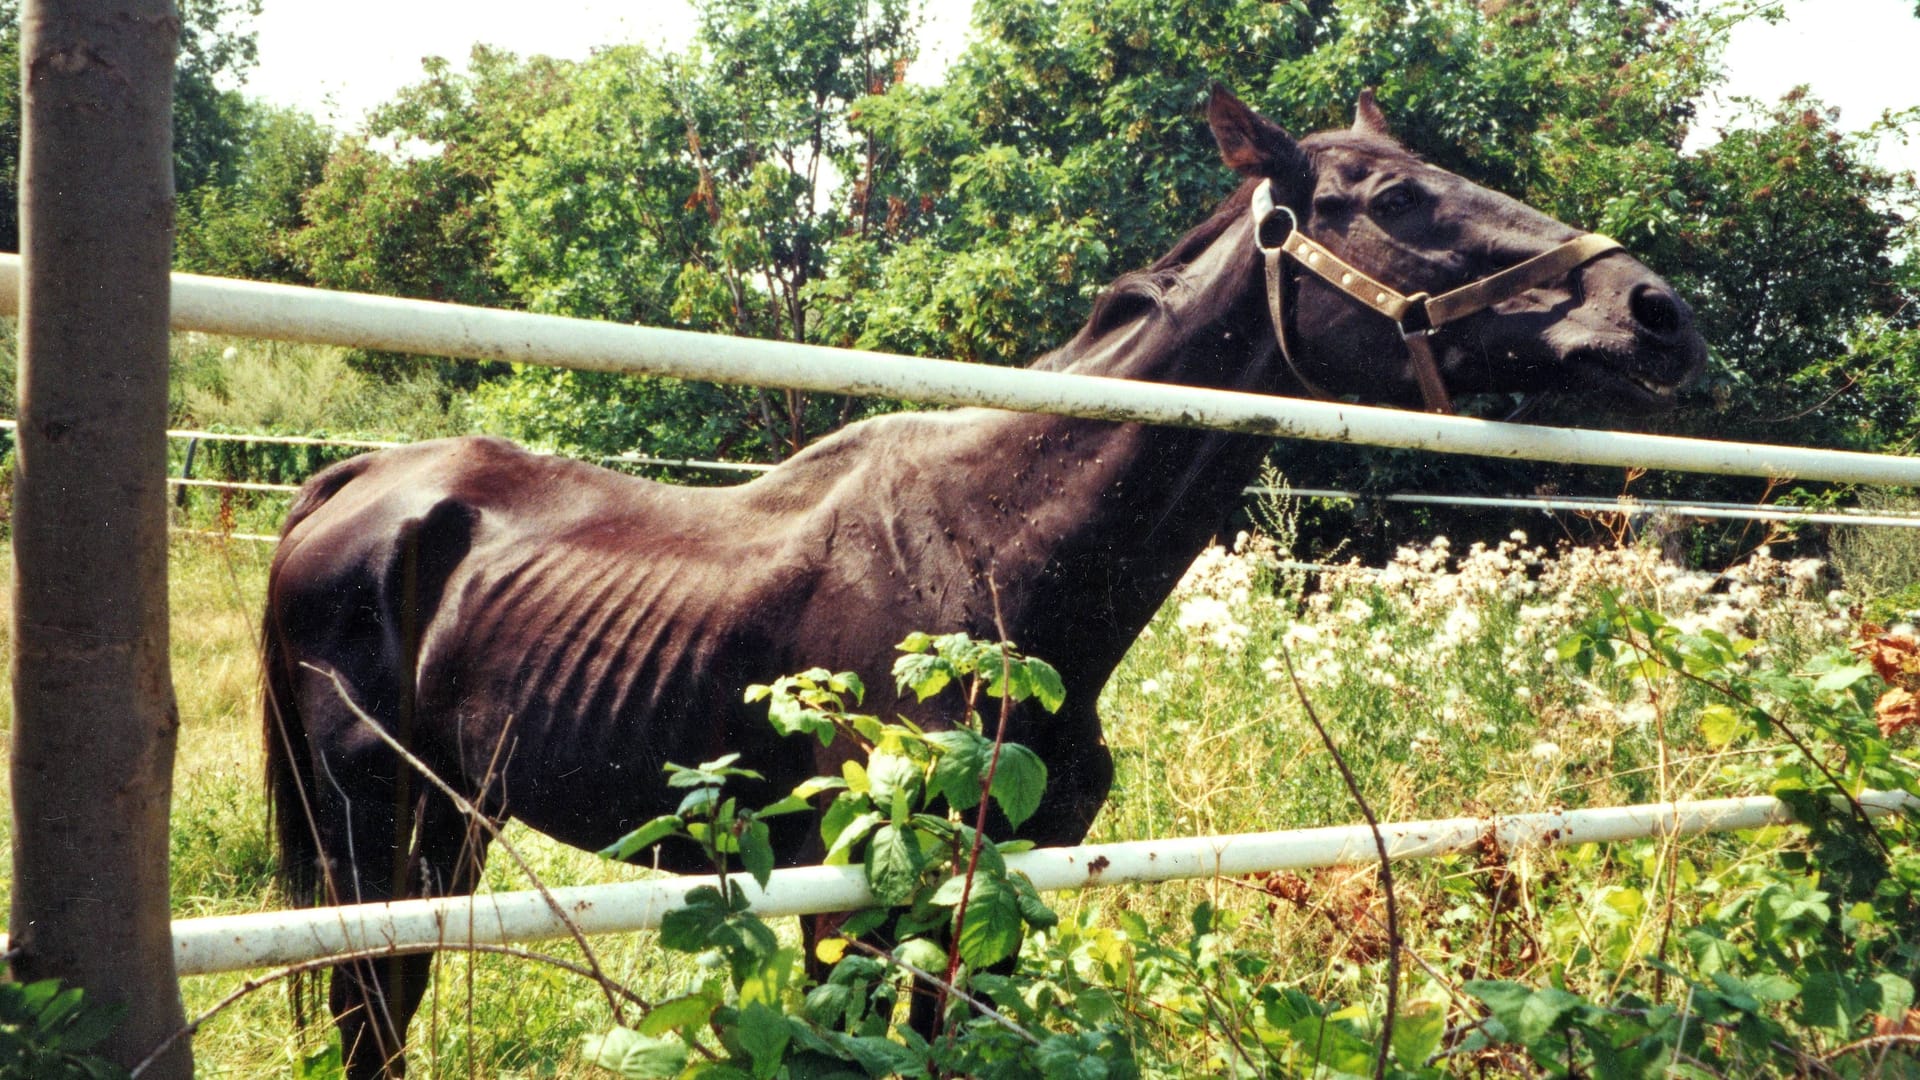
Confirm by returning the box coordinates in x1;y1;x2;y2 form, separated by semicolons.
263;436;847;849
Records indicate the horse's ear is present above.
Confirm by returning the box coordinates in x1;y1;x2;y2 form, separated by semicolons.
1208;86;1309;192
1205;85;1313;204
1352;88;1391;138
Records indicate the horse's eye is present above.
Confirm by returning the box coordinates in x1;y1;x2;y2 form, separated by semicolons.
1371;185;1422;219
1312;195;1353;219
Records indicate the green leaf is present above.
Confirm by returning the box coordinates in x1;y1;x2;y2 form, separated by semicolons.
1009;871;1058;929
660;887;731;952
1815;663;1874;692
893;651;955;701
740;818;775;890
824;810;882;864
1872;973;1916;1021
956;873;1024;968
1035;1032;1113;1079
676;786;722;818
837;906;890;939
1392;999;1446;1071
864;823;925;906
736;1000;791;1078
866;748;921;810
927;728;991;811
1024;657;1067;713
828;670;865;703
1698;703;1746;748
599;815;684;861
638;990;720;1037
1798;972;1858;1031
989;743;1047;830
754;793;814;818
893;936;948;975
292;1045;342;1080
581;1026;688;1078
1466;979;1533;1033
1515;986;1585;1041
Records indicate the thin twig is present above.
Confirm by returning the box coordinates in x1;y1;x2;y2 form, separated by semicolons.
847;940;1041;1047
1276;640;1400;1080
939;577;1015;1056
304;663;630;1023
128;941;652;1078
1821;1032;1920;1062
1662;662;1894;859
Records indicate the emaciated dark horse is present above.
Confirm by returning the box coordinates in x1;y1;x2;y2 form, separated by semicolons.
263;89;1705;1076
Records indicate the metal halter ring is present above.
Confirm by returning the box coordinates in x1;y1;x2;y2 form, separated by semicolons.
1250;179;1297;254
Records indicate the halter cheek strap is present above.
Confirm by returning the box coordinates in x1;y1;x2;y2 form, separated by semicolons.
1251;178;1623;415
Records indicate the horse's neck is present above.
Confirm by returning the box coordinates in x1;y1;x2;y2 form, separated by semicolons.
966;267;1279;677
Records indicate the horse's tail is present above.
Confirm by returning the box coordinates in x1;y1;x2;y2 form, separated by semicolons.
262;454;374;912
262;454;382;1026
261;602;319;910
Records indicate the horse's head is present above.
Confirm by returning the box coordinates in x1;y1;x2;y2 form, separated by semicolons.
1208;87;1706;414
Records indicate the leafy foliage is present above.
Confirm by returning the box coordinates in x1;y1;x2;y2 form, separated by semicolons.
585;635;1131;1078
174;106;333;284
575;595;1920;1079
0;979;128;1080
1485;601;1920;1076
473;0;920;461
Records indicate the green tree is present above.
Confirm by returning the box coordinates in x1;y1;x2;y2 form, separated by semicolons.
0;0;262;252
812;0;1729;368
174;104;332;282
476;0;919;460
1657;92;1919;452
292;45;575;386
296;45;574;307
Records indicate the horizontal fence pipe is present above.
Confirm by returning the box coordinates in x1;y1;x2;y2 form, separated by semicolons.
171;529;280;544
0;417;406;451
167;477;302;494
1;259;1916;487
1264;487;1920;529
8;791;1889;978
603;452;777;473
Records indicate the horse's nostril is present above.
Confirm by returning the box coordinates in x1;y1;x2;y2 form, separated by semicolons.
1630;284;1685;338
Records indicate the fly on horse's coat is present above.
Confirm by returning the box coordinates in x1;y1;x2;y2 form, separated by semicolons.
262;87;1706;1076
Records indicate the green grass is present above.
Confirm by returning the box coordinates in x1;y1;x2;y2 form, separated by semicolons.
0;506;1888;1076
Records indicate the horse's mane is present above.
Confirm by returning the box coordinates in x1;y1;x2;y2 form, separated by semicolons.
1031;180;1261;372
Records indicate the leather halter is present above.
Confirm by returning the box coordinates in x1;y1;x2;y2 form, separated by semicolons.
1251;178;1623;415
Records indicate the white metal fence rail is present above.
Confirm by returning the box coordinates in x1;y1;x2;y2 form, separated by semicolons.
137;791;1913;976
2;256;1918;487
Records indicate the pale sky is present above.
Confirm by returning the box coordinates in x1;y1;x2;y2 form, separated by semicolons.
246;0;1919;173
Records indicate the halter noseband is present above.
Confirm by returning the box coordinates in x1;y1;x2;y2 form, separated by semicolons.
1251;178;1623;415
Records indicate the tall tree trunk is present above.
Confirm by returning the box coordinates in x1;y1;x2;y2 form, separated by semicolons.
8;1;188;1076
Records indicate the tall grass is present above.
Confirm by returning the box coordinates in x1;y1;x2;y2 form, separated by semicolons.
0;506;1879;1075
169;333;472;439
1829;487;1920;624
